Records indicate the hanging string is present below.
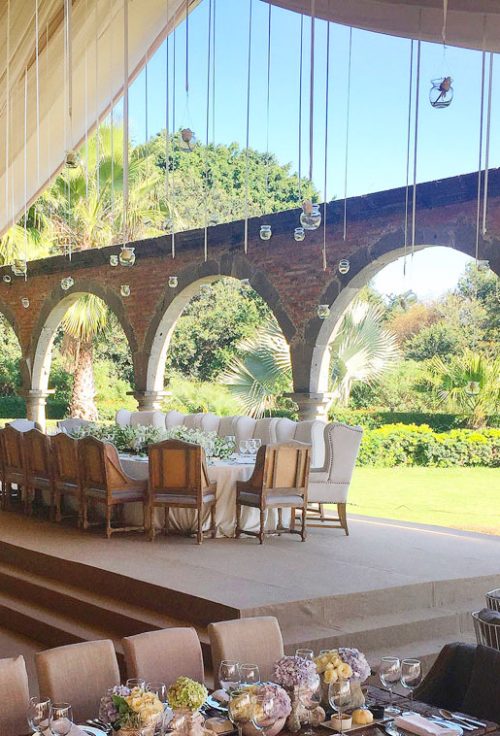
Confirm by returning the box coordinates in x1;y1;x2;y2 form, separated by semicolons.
203;0;213;262
482;52;493;236
265;3;272;196
66;0;73;151
5;0;10;225
165;0;170;209
145;52;149;142
322;23;330;271
403;39;414;276
475;50;486;265
442;0;448;45
23;68;28;278
185;0;189;94
95;0;100;201
109;0;114;227
411;40;421;256
84;0;89;200
343;27;352;241
123;0;129;246
171;28;176;258
308;0;315;183
35;0;40;183
298;14;303;202
244;0;253;255
212;0;216;143
46;22;50;187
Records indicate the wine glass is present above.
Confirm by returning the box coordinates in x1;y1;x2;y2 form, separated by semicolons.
219;660;241;696
328;681;355;735
247;439;258;459
27;696;52;733
251;692;275;736
239;440;249;460
228;689;254;736
49;703;73;736
378;657;402;715
298;673;321;736
147;681;168;703
296;648;314;660
126;677;146;691
400;659;422;712
253;438;262;453
239;663;260;686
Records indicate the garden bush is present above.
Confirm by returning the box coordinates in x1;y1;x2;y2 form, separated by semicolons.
329;407;500;431
357;424;500;468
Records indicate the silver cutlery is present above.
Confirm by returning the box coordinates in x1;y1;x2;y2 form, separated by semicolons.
440;712;487;730
430;716;470;732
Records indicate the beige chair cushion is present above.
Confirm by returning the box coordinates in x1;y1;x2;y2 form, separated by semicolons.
130;411;166;428
0;655;30;736
123;627;204;687
208;616;284;687
35;640;120;721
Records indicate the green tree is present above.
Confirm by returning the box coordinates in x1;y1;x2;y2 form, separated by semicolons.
405;321;461;361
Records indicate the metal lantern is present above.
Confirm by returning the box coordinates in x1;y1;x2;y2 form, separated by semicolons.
240;278;251;289
168;276;178;288
109;255;119;267
120;284;131;297
317;304;330;320
12;259;27;276
429;77;454;109
300;200;321;231
65;150;81;168
338;259;351;275
21;297;30;308
465;380;480;396
259;225;272;241
61;276;74;291
180;128;196;152
3;275;12;284
119;246;136;267
294;227;305;242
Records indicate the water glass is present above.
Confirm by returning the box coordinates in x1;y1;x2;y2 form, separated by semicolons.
296;648;314;660
378;657;402;715
247;439;258;458
328;681;354;734
239;440;249;459
239;663;260;686
253;438;262;452
49;703;73;736
400;659;422;711
27;696;52;733
219;660;241;695
251;692;275;735
147;681;168;703
228;689;254;736
298;673;321;736
126;677;146;691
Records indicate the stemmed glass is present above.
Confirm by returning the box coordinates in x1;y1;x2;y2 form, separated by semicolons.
240;663;260;687
228;689;254;736
126;678;146;690
328;681;355;735
296;648;314;660
251;692;275;736
253;439;262;457
219;660;241;697
49;703;73;736
239;440;249;461
400;659;422;713
298;672;321;736
147;681;168;703
27;696;52;734
378;657;402;715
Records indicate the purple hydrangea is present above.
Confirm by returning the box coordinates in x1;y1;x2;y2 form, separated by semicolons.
273;656;317;688
338;648;371;683
254;683;292;720
99;685;131;724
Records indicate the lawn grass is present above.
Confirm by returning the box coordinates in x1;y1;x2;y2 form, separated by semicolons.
348;467;500;536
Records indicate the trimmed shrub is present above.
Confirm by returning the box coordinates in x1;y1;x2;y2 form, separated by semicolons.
329;407;500;431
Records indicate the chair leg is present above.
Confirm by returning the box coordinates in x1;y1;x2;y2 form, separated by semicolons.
319;503;326;521
149;504;156;541
301;504;307;542
165;506;170;536
105;505;112;539
277;508;283;530
82;496;89;530
210;503;217;539
197;508;203;545
55;492;62;523
338;502;349;536
235;502;242;538
290;507;296;531
259;509;265;545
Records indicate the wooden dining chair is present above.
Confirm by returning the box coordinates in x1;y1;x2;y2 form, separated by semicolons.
79;436;148;538
148;439;217;544
24;428;54;516
235;442;311;544
52;432;82;524
0;655;30;736
0;426;28;511
122;627;204;687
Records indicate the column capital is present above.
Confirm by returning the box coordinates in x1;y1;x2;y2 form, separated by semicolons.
128;390;171;411
21;389;54;429
286;391;333;421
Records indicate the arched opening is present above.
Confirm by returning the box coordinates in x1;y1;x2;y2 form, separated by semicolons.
0;311;25;424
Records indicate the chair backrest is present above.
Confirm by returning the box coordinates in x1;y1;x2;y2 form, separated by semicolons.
52;432;80;486
252;418;280;445
130;410;166;428
0;655;30;736
79;436;131;497
294;420;326;468
208;616;284;687
217;416;236;437
165;410;186;428
199;413;221;433
234;416;256;444
123;627;204;687
35;640;120;721
261;442;310;495
148;439;209;501
115;409;132;427
275;418;296;443
2;425;25;472
322;422;363;483
182;413;204;430
57;418;93;433
7;418;37;432
24;429;52;481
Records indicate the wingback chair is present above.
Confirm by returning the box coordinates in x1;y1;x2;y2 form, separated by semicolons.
236;442;310;543
148;439;217;544
52;432;82;524
79;436;148;538
123;627;204;686
24;428;54;516
1;426;27;511
57;417;93;433
0;655;30;736
306;422;363;536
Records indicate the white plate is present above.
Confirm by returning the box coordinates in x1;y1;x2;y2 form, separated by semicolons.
78;727;107;736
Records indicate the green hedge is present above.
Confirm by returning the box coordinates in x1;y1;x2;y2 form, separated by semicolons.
330;408;500;431
0;396;67;419
358;424;500;468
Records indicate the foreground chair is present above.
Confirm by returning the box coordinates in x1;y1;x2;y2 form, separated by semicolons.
52;432;82;524
36;640;120;722
123;627;204;686
6;418;40;432
236;443;310;544
306;422;363;536
24;428;54;516
148;439;216;544
208;616;284;687
414;642;500;721
0;655;30;736
79;436;147;537
1;426;27;511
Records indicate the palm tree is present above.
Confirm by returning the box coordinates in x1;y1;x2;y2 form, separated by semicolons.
222;300;399;417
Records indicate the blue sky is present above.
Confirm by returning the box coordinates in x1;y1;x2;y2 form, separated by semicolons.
122;0;495;300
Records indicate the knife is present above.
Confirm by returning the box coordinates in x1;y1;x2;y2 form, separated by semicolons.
430;716;474;732
453;715;487;729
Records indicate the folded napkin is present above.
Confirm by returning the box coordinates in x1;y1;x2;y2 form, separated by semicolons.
395;714;456;736
211;689;230;704
42;726;88;736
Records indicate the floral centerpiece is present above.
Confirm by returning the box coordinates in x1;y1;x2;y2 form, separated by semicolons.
272;656;325;733
167;677;209;736
98;685;163;735
230;683;291;736
314;648;371;707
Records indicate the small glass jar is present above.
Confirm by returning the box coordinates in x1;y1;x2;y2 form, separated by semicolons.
180;128;196;152
3;274;12;284
200;284;211;295
119;246;136;267
294;227;305;242
260;225;272;241
61;276;74;291
109;255;119;267
65;150;81;168
169;276;178;288
338;259;350;275
317;304;330;320
429;77;454;108
120;284;131;297
300;204;321;231
240;278;251;289
12;258;27;276
21;297;30;309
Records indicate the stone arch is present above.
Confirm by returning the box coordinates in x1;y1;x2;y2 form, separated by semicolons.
142;255;295;399
0;297;30;392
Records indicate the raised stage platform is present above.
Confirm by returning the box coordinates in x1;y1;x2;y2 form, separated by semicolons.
0;510;499;693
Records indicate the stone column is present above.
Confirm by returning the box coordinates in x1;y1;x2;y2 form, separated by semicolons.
129;390;170;411
23;390;50;430
286;391;332;421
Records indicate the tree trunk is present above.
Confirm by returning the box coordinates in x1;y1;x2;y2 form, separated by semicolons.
69;339;99;421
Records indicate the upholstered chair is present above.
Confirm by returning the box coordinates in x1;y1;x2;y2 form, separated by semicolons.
182;413;204;430
1;426;27;511
236;442;310;543
293;420;326;468
234;416;256;444
52;432;82;524
148;439;217;544
208;616;284;687
306;422;363;536
6;418;40;432
275;418;297;443
36;640;120;722
79;436;148;537
57;417;94;433
252;418;280;445
165;410;186;428
115;409;132;427
0;655;30;736
199;413;221;433
217;416;236;437
123;627;204;686
24;428;54;516
129;410;166;428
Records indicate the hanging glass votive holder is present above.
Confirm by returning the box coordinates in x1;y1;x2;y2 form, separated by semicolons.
294;227;305;242
208;214;220;227
169;276;178;288
3;275;12;284
338;259;351;275
429;77;454;108
109;255;119;267
162;218;173;232
179;128;196;152
200;284;211;295
61;276;74;291
120;284;131;298
260;225;272;241
465;380;480;396
317;304;330;320
240;279;251;290
12;259;27;276
300;201;321;230
477;260;490;272
21;297;30;309
119;246;136;267
65;150;81;168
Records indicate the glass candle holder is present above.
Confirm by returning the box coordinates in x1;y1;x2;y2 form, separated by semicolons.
12;258;27;276
119;246;136;267
120;284;131;297
300;204;321;230
317;304;330;319
260;225;272;241
61;276;74;291
21;297;30;308
429;77;454;108
169;276;179;288
338;259;350;275
294;227;306;242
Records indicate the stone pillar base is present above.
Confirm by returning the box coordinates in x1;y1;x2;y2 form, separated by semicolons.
22;390;52;430
128;390;171;411
286;392;332;422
